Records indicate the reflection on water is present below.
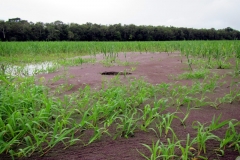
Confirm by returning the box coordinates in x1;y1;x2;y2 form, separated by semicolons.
6;62;59;76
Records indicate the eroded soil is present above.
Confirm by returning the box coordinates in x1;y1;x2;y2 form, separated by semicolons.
3;52;239;160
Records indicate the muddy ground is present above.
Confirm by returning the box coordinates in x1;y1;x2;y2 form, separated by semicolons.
3;52;240;160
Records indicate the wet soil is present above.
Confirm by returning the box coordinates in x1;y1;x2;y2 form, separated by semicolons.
2;52;240;160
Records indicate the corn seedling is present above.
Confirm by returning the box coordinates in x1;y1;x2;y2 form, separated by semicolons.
176;102;193;127
206;114;230;132
86;124;111;145
178;134;197;160
223;121;240;152
137;140;161;160
192;121;220;155
178;69;210;80
162;112;178;137
115;108;140;138
139;104;159;131
158;138;178;160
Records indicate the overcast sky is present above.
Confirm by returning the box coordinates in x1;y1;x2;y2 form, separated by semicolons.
1;0;239;30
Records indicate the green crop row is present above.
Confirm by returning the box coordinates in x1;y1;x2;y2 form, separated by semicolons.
0;41;239;57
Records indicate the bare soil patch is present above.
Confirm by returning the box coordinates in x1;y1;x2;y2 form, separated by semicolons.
6;52;239;160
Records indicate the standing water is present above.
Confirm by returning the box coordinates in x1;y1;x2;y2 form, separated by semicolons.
5;62;59;76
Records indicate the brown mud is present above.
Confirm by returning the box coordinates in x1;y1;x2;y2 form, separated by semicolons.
2;52;239;160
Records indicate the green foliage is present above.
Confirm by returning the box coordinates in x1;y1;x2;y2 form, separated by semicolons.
1;19;240;41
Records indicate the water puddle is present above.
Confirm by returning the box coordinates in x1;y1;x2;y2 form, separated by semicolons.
5;62;59;76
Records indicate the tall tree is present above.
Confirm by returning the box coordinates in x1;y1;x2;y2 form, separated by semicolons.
1;18;240;41
0;20;7;40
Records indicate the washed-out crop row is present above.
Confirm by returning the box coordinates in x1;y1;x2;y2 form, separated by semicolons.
0;70;239;159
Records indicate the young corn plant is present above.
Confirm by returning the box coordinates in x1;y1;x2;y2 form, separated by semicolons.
42;115;78;156
137;140;161;160
151;112;178;138
216;57;232;69
178;69;209;80
156;83;171;96
219;128;236;153
206;114;230;132
153;97;168;113
88;103;102;127
150;122;164;139
158;138;179;160
219;82;240;104
201;73;220;93
103;110;119;128
178;134;197;160
176;102;193;127
139;104;159;132
86;124;111;145
161;112;178;137
234;58;240;76
115;108;140;138
186;52;193;71
192;121;220;156
192;95;208;108
138;138;179;160
222;121;240;152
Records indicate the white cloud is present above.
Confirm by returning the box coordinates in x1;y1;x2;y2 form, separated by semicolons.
0;0;239;30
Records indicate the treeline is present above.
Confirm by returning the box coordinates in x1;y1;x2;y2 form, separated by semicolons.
0;19;240;41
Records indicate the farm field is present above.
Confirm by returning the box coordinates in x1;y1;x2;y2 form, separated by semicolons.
0;41;240;160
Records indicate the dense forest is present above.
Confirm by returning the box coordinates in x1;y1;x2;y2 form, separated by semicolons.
0;18;240;41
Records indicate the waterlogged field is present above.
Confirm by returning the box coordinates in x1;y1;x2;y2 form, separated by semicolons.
0;41;240;160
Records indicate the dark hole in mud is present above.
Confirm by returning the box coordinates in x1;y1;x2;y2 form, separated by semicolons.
217;66;225;69
101;71;132;75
